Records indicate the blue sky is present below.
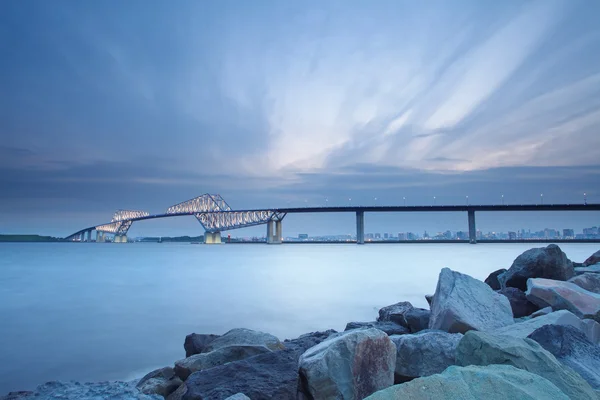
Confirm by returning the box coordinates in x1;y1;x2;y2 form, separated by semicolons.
1;0;599;236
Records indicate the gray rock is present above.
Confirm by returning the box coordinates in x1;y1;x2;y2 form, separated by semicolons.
364;364;569;400
584;250;600;266
429;268;513;333
425;294;433;307
298;328;396;400
528;324;600;389
174;328;284;380
576;264;600;275
455;330;597;399
403;308;430;333
569;273;600;294
531;306;553;318
526;278;600;321
345;321;409;336
498;287;540;318
223;394;250;400
184;333;219;357
0;381;161;400
501;244;574;290
390;331;462;382
136;367;183;397
377;301;413;327
484;268;507;290
495;309;600;345
171;330;335;400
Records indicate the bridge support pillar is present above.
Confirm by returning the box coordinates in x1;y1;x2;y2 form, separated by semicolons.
86;230;92;242
267;220;282;244
114;235;127;243
204;232;222;244
356;211;364;244
96;231;105;243
468;209;477;244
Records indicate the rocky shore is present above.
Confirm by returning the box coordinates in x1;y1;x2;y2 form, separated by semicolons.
4;245;600;400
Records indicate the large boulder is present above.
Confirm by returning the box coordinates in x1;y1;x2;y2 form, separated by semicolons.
298;328;396;400
455;331;597;399
174;328;284;380
223;395;250;400
377;302;413;327
0;381;162;400
169;330;335;400
569;273;600;294
484;268;507;290
584;250;600;266
345;321;409;336
390;331;462;382
576;264;600;275
501;244;574;290
403;308;430;333
364;364;569;400
498;287;539;318
429;268;513;333
424;294;433;307
494;309;600;344
136;367;183;397
528;324;600;389
526;278;600;321
184;333;219;357
531;306;553;318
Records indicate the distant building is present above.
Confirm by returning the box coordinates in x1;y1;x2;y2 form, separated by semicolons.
398;232;406;240
365;233;374;239
508;231;517;240
563;229;574;238
374;233;381;239
383;233;389;239
298;233;308;240
456;231;468;240
407;232;417;240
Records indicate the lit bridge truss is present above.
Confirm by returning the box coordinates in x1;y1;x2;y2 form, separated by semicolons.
196;210;285;232
167;194;231;214
95;209;150;235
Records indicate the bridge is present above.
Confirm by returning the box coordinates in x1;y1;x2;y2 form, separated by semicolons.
66;194;600;244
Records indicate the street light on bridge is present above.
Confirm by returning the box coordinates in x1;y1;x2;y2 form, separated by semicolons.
540;193;544;205
584;192;587;205
501;194;504;205
466;195;469;205
403;197;406;206
433;196;436;205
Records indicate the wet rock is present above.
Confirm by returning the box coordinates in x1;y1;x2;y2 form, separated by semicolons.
390;331;462;382
484;268;507;290
136;367;183;397
345;321;409;336
223;394;250;400
501;244;574;291
425;294;433;307
531;306;553;318
403;308;430;333
575;264;600;275
455;330;597;400
298;328;396;400
184;333;219;357
528;324;600;389
0;381;161;400
584;250;600;266
498;287;539;318
429;268;513;333
204;328;283;353
569;273;600;294
526;278;600;321
364;365;569;400
377;302;413;327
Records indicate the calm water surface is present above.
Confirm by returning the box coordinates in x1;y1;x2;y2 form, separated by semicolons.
0;242;597;393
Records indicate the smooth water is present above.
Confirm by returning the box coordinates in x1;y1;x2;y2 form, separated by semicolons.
0;242;596;393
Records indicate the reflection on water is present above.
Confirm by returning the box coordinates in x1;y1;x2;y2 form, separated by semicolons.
0;242;596;393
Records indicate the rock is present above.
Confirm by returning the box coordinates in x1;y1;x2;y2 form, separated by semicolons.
403;308;430;333
501;244;574;290
364;364;569;400
584;250;600;266
424;294;433;307
377;301;413;327
174;328;284;380
531;306;553;318
0;381;162;400
184;333;219;357
429;268;513;333
570;273;600;294
136;367;183;397
345;321;409;336
390;331;462;382
298;328;396;400
526;278;600;321
528;324;600;389
576;264;600;275
498;287;539;318
223;394;250;400
455;330;597;399
495;309;600;344
172;330;335;400
484;268;507;290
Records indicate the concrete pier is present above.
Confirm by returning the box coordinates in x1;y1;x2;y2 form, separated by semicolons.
204;232;222;244
266;220;282;244
356;211;364;244
468;209;477;244
114;235;128;243
96;231;105;242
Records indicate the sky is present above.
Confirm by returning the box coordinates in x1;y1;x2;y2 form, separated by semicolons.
1;0;600;237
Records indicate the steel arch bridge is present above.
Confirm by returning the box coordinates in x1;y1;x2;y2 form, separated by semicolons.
65;194;286;241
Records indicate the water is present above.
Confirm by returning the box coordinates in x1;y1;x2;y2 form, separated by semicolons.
0;242;597;394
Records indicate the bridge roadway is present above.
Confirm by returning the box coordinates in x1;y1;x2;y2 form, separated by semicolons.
67;203;600;244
